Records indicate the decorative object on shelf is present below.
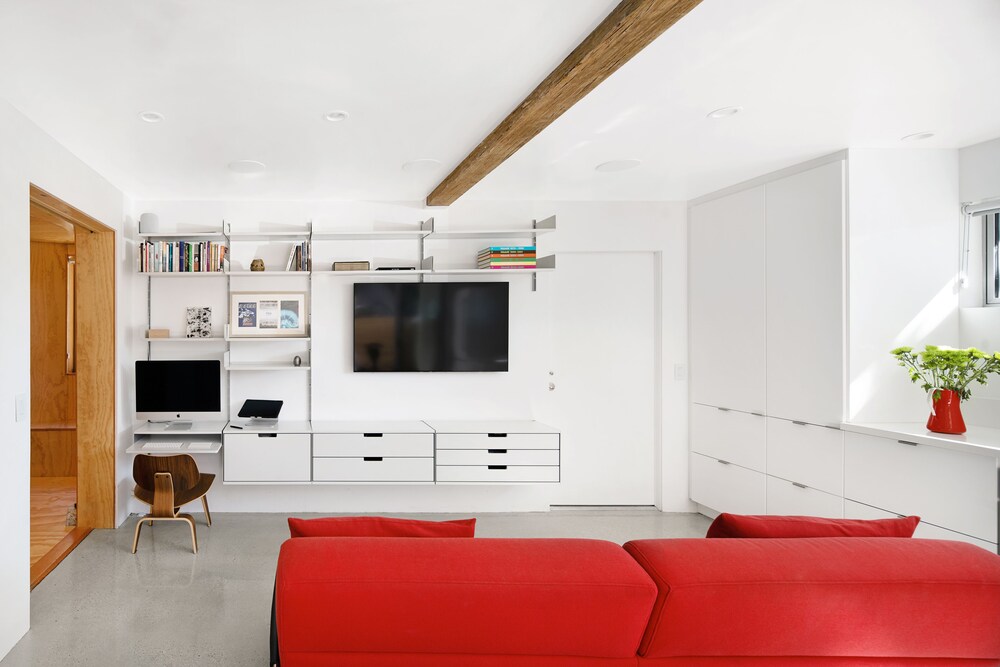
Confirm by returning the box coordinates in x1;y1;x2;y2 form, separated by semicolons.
375;266;416;271
146;328;169;339
891;345;1000;434
293;355;302;367
186;306;212;338
138;212;159;234
333;261;370;271
230;292;308;337
250;258;266;272
477;246;536;270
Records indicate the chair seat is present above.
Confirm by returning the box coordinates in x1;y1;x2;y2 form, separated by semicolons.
134;473;215;507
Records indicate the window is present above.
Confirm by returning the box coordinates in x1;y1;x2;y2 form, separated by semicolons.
988;213;1000;305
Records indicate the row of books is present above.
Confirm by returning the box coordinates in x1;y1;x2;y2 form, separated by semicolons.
477;245;536;270
139;241;227;273
285;242;311;271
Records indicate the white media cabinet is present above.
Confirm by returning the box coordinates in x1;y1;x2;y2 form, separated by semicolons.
130;420;561;485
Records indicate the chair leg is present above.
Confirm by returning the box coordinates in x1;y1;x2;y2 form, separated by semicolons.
182;515;198;554
202;496;212;527
132;518;145;554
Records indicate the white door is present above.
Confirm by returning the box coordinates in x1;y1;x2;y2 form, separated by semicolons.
550;252;656;505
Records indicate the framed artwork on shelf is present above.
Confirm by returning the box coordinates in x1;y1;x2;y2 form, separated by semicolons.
229;292;308;337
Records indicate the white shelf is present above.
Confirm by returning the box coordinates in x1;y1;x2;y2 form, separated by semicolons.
312;230;430;241
138;231;226;240
226;362;311;371
145;337;226;343
312;269;430;276
139;271;227;278
425;216;556;240
127;441;222;455
433;267;555;275
227;231;311;242
134;420;229;435
227;270;310;276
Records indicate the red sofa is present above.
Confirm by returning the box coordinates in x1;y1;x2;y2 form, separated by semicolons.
274;536;1000;666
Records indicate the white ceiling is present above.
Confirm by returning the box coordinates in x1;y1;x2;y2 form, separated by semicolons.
1;0;999;203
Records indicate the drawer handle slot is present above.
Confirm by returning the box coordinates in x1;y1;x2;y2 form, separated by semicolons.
487;433;508;438
487;449;508;454
488;465;508;470
791;420;808;426
750;412;765;417
898;440;919;447
257;433;278;438
717;459;731;466
716;407;731;412
363;456;383;462
363;433;383;438
791;482;808;489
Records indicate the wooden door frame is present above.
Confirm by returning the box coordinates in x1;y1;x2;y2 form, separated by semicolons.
29;184;116;529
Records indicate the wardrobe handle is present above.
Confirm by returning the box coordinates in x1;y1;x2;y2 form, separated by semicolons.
488;465;508;470
792;482;808;489
717;459;731;466
898;440;919;447
487;449;508;454
363;433;383;438
487;433;508;438
716;407;731;412
363;457;383;462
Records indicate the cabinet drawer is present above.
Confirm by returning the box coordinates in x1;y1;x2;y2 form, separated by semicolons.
689;452;766;515
844;432;998;543
313;433;433;458
766;418;844;495
766;475;843;518
690;404;765;472
224;433;311;482
435;433;559;451
313;457;433;483
436;465;559;483
844;500;998;554
436;449;559;466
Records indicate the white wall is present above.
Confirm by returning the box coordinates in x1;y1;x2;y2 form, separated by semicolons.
129;199;691;513
958;136;1000;427
847;148;962;423
0;98;130;660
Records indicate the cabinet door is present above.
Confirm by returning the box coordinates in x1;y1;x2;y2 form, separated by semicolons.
766;475;843;518
765;417;844;495
689;187;766;413
844;432;998;543
690;452;766;515
765;161;845;424
690;404;765;472
224;433;311;482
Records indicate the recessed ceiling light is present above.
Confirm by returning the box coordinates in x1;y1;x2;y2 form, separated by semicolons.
707;106;743;119
401;159;442;172
595;159;641;173
138;111;165;123
228;159;267;174
324;110;350;122
901;131;935;142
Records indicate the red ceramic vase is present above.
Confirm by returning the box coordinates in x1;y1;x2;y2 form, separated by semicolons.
926;389;966;435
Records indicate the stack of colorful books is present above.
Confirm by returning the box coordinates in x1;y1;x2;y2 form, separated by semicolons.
477;246;536;270
139;241;227;273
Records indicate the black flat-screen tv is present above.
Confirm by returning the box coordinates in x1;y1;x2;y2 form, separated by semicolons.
354;282;509;372
135;360;222;420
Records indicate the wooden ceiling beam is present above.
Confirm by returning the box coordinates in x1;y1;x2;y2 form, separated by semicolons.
426;0;702;207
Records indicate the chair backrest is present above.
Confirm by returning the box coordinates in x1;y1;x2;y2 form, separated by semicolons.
133;454;202;495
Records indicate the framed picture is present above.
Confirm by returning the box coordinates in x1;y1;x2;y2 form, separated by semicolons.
229;292;308;337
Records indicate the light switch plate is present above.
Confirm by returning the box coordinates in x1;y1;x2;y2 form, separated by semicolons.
14;393;27;422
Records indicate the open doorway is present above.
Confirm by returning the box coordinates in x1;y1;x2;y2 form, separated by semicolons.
29;185;116;588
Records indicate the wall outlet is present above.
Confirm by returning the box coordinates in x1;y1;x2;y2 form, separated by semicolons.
14;393;27;422
673;364;687;381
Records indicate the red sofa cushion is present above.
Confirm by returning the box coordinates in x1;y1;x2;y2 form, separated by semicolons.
287;515;476;538
624;538;1000;660
705;512;919;538
276;537;657;664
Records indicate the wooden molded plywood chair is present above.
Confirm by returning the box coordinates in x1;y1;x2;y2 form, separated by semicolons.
131;454;215;554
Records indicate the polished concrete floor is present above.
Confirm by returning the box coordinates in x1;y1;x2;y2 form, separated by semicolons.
3;509;710;666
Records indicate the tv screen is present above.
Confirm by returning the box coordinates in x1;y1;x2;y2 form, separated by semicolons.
354;282;509;372
135;360;222;417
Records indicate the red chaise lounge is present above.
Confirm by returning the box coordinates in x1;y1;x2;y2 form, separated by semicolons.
274;535;1000;666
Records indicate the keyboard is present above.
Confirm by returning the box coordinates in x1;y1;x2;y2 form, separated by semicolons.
143;442;185;450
